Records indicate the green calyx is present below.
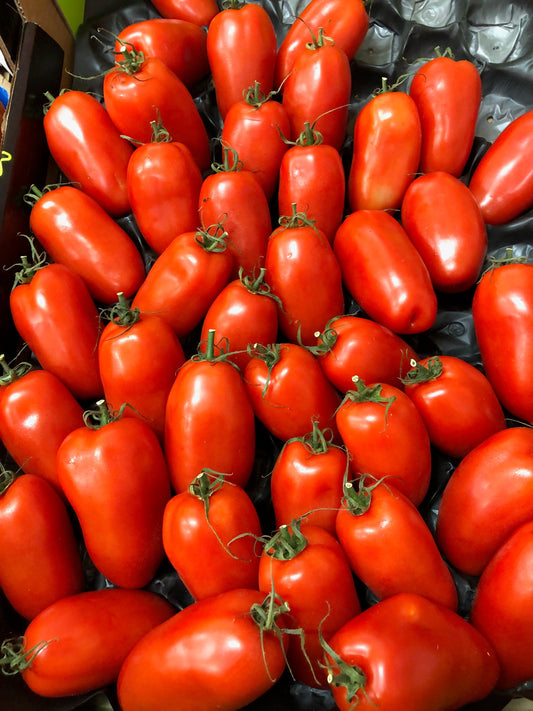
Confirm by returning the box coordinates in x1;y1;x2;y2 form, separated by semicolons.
246;343;282;397
265;520;309;561
0;464;16;496
400;356;443;386
212;142;243;173
286;417;334;455
195;223;229;253
278;203;320;234
305;26;334;51
295;121;324;147
103;292;141;329
319;627;368;706
340;376;396;424
83;400;128;430
9;235;49;289
221;0;244;9
0;354;33;386
0;637;51;676
239;267;284;310
243;80;276;109
191;328;241;368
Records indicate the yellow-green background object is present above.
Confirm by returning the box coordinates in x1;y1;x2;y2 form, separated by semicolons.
57;0;85;35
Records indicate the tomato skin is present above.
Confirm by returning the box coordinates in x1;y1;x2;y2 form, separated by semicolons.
0;473;84;621
278;135;346;243
127;140;203;255
116;19;209;88
336;479;457;610
221;92;291;200
270;423;348;534
199;272;279;373
282;35;352;152
57;413;171;588
258;522;361;688
265;213;345;346
335;381;432;506
436;427;533;577
103;56;211;172
117;588;289;711
347;91;421;212
198;159;272;277
333;210;437;335
468;109;533;224
325;592;500;711
162;474;262;600
472;262;533;424
19;588;175;697
244;343;342;442
131;229;234;339
401;171;487;293
164;350;256;494
9;263;103;401
150;0;219;27
28;186;145;304
0;365;84;494
43;90;133;217
207;3;277;120
274;0;369;88
98;307;186;442
470;519;533;689
313;315;419;394
409;56;482;177
402;355;507;459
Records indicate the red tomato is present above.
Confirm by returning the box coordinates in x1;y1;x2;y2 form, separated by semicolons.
103;52;211;171
221;83;291;200
117;588;289;711
347;88;421;212
9;256;103;401
206;1;277;120
258;521;361;688
0;358;84;494
265;205;345;346
164;330;256;493
323;592;499;711
126;132;202;255
401;355;507;459
282;29;351;152
470;519;533;689
27;185;145;304
436;427;533;577
115;18;209;88
0;472;84;620
57;402;171;588
2;588;175;697
244;342;342;442
162;470;262;600
336;379;431;506
131;225;234;339
472;259;533;424
468;108;533;224
312;314;419;393
98;293;186;442
278;123;346;243
270;419;347;535
274;0;369;88
150;0;219;26
43;90;133;217
333;210;437;335
199;267;279;373
198;144;272;276
401;171;487;292
408;54;482;176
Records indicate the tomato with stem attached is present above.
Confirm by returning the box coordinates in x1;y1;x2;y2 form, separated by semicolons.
0;469;84;621
162;470;262;600
57;401;171;588
336;476;458;610
335;378;432;506
0;588;175;697
42;90;133;218
265;204;345;346
322;592;499;711
165;330;256;494
206;0;277;121
117;588;290;711
258;519;361;688
401;355;506;459
198;143;271;277
126;120;203;255
98;292;186;442
0;356;84;495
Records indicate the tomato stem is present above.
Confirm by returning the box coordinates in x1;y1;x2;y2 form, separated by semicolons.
195;223;229;253
296;121;324;146
83;400;128;430
0;464;15;496
102;292;141;329
318;625;367;705
0;637;51;676
0;354;32;386
340;377;396;426
239;267;284;309
243;80;277;109
265;520;308;560
9;235;49;289
212;142;243;173
246;343;281;397
400;356;443;385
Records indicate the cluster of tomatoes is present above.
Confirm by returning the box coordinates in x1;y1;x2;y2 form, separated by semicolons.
1;0;533;709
